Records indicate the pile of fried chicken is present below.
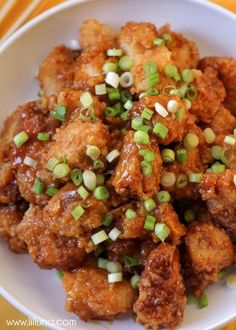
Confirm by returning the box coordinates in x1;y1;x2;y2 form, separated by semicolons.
0;20;236;329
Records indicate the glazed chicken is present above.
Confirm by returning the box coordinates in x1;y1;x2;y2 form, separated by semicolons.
0;19;236;330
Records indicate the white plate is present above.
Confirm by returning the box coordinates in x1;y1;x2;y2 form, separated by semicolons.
0;0;236;329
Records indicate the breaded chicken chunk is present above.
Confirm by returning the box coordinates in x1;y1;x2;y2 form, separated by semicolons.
17;205;87;270
134;244;186;330
199;170;236;237
111;130;162;199
199;56;236;115
38;45;79;96
190;67;226;123
0;203;27;253
208;104;235;135
184;222;234;297
63;266;137;320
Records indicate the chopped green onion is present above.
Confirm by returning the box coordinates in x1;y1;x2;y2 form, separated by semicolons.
125;208;137;220
103;62;117;73
120;90;132;103
91;230;108;245
52;104;67;121
184;132;199;149
211;145;223;160
104;106;119;117
120;72;134;88
176;174;188;188
186;86;198;100
144;198;156;212
23;156;37;169
164;64;181;81
163;33;172;42
184;98;192;109
37;132;50;141
77;186;89;200
139;91;148;99
94;186;109;200
153;123;168;139
106;149;120;163
161;148;175;163
224;136;236;145
189;173;202;183
218;270;228;280
13;131;29;147
71;204;85;220
123;256;140;267
124;100;134;111
33;178;44;195
147;73;160;87
46;187;58;197
47;157;59;171
153;38;164;46
176;149;188;164
105;72;120;89
107;261;122;273
108;227;121;241
80;92;93;108
139;149;155;162
95;83;107;95
184;209;195;222
221;148;231;164
187;294;197;305
134;130;150;145
161;172;176;187
136;125;150;133
94;245;105;256
98;257;109;269
141;108;154;120
144;61;157;75
182;69;194;83
119;56;133;71
203;128;216;144
167;99;178;113
96;174;105;186
108;272;123;283
102;213;113;227
141;160;152;176
83;170;96;191
71;169;83;186
38;89;45;97
107;48;122;56
120;111;129;121
107;88;120;101
154;223;170;242
56;270;64;280
86;145;100;160
130;275;140;289
155;102;168;117
144;215;156;230
175;108;185;121
132;117;143;130
211;162;225;173
163;85;176;95
225;273;236;288
53;163;70;178
146;87;159;96
157;190;171;203
198;294;208;309
93;159;105;169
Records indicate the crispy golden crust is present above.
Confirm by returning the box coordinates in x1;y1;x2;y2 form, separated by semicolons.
17;205;87;270
0;203;27;253
63;266;137;320
199;170;236;237
184;222;234;297
111;130;162;199
199;56;236;115
134;244;186;330
208;104;235;135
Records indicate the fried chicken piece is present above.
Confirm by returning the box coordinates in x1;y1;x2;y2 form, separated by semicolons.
111;130;162;199
184;222;234;297
133;244;186;330
130;94;195;145
199;56;236;115
159;24;199;69
106;239;137;263
79;19;115;49
38;45;79;96
208;104;235;135
190;67;226;123
63;266;137;320
17;205;87;270
0;203;27;253
43;119;110;171
199;170;236;237
44;183;108;240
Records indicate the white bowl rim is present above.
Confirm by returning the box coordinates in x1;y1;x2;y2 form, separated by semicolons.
0;0;236;329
